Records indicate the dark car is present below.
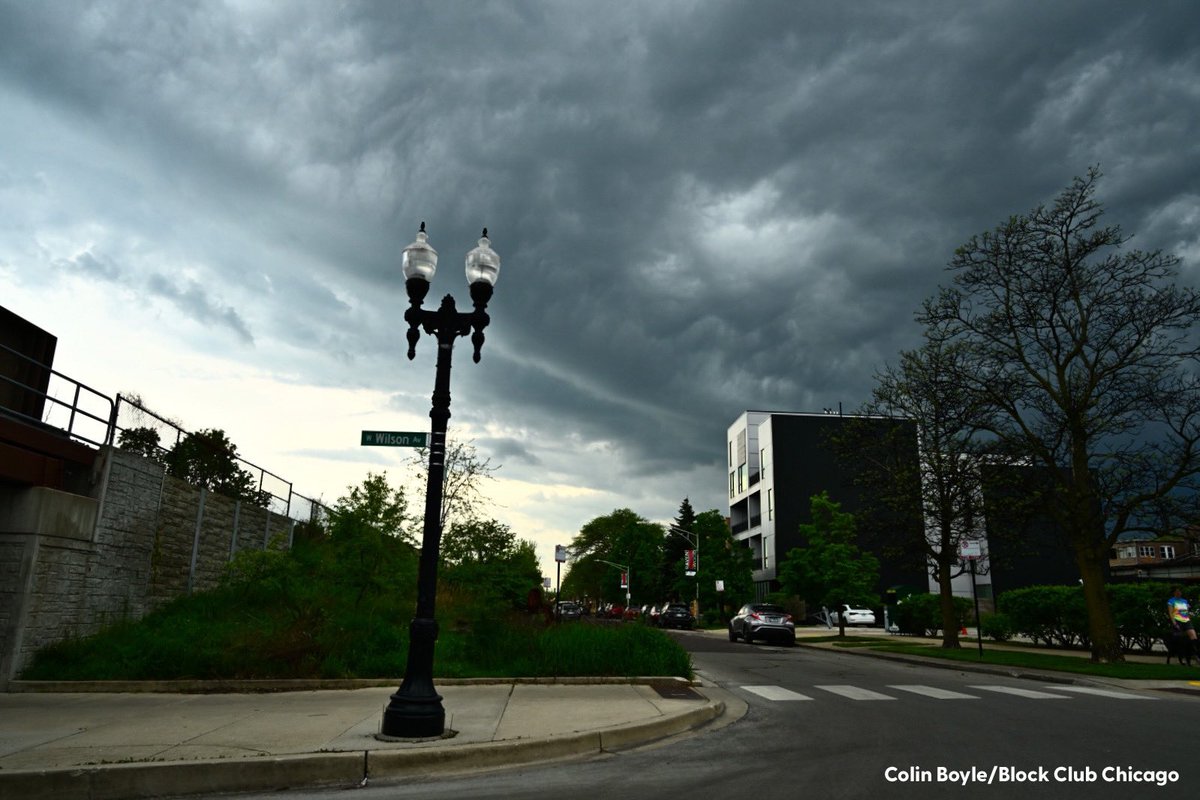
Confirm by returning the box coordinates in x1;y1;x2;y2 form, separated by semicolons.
659;603;696;630
729;603;795;645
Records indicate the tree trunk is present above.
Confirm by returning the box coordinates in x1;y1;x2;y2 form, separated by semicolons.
938;559;961;648
1076;544;1123;662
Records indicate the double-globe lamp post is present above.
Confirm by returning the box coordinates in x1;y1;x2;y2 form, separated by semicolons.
380;222;500;739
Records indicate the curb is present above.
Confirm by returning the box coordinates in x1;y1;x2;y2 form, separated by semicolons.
0;695;724;800
795;640;1200;691
5;675;698;694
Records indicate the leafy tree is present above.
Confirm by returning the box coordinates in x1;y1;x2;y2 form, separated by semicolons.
440;518;541;610
328;472;416;606
839;338;996;648
777;493;880;619
563;509;665;607
409;438;498;530
164;428;268;504
117;426;162;461
919;168;1200;662
690;509;753;623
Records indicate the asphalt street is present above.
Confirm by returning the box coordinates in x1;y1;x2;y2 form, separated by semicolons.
204;630;1197;800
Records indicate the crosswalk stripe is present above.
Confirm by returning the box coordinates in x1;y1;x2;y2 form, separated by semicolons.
1046;686;1155;700
888;684;979;700
814;685;896;700
969;685;1070;699
741;685;813;701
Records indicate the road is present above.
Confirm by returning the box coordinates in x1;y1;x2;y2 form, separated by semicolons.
217;630;1196;800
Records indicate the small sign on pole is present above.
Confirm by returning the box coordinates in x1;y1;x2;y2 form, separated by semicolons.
620;572;628;589
555;545;568;563
959;540;982;560
360;431;428;447
684;549;697;577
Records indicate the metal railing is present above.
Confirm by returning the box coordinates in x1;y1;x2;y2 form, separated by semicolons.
0;341;116;448
1;341;330;523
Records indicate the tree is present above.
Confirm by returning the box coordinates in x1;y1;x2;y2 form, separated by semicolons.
117;426;162;461
327;472;417;606
840;339;995;648
661;497;697;600
563;509;665;607
439;518;541;609
919;167;1200;662
409;438;498;530
690;509;754;623
777;493;880;619
164;428;267;504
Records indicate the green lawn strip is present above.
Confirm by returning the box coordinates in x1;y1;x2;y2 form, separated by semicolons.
867;642;1198;680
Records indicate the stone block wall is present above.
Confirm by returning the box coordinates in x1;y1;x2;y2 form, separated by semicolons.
0;446;298;683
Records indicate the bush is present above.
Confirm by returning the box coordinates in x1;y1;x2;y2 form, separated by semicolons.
892;593;972;636
995;585;1089;648
980;612;1013;642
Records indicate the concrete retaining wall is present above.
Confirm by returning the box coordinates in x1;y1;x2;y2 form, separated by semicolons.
0;447;296;684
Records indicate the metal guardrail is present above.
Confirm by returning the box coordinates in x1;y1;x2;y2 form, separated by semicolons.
1;341;330;524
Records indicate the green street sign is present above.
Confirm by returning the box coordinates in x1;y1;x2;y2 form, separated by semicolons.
360;431;428;447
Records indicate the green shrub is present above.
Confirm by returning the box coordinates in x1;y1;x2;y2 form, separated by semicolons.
995;585;1089;648
980;612;1013;642
892;593;971;636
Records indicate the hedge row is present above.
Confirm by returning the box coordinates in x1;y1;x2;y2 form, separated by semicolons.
982;582;1196;652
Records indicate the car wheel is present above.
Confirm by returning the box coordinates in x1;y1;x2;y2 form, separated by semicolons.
728;625;737;641
743;627;754;644
786;636;796;647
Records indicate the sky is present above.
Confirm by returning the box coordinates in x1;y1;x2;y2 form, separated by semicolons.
2;1;1199;579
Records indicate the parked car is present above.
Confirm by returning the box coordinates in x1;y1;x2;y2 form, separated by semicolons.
835;605;877;626
606;604;625;619
729;603;795;645
556;601;582;621
622;605;640;621
646;604;664;627
659;603;696;630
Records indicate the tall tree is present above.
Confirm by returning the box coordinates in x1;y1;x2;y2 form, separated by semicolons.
661;497;697;600
328;472;417;605
439;518;541;609
690;509;754;622
563;509;664;607
777;493;880;617
920;168;1200;662
839;339;995;648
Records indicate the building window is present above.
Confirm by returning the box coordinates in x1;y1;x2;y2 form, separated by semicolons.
760;448;767;482
767;488;774;521
728;440;733;468
1138;545;1155;558
729;471;735;498
737;465;745;493
1160;545;1176;560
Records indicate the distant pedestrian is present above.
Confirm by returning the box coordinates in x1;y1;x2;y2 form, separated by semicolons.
1168;586;1196;644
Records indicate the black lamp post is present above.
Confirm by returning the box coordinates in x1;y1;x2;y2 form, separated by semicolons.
380;222;500;739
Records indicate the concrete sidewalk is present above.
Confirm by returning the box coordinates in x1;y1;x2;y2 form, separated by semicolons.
0;679;727;800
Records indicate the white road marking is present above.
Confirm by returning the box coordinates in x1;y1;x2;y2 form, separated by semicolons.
887;684;979;700
969;685;1070;699
741;685;813;701
814;685;896;700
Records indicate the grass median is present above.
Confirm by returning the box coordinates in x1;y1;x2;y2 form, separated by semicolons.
814;637;1200;680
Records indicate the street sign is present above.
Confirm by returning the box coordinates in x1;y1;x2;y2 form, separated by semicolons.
685;549;697;577
360;431;428;447
959;540;982;560
555;545;568;563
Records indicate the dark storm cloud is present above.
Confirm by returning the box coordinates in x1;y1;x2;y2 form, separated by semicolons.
2;0;1198;517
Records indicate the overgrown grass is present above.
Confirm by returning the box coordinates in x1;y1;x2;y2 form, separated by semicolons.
867;641;1200;680
20;543;692;681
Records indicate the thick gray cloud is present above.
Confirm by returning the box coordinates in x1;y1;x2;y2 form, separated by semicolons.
2;0;1198;525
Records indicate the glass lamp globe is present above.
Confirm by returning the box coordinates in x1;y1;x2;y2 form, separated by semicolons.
402;222;438;282
465;228;500;286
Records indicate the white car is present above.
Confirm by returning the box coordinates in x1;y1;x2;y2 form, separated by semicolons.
835;606;876;626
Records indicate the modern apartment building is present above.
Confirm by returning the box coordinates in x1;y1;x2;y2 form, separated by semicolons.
726;410;927;600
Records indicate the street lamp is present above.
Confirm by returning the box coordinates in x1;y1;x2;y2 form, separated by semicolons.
380;222;500;739
669;526;699;615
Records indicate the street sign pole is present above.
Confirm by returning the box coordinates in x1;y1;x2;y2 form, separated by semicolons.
960;540;984;659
